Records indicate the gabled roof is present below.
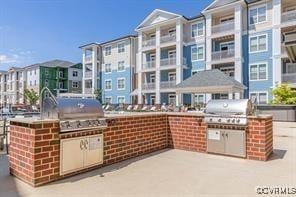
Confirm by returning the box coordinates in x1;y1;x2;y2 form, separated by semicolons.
202;0;247;13
175;69;245;93
25;59;74;69
136;9;182;30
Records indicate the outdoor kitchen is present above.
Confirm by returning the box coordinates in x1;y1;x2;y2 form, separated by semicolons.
7;91;273;187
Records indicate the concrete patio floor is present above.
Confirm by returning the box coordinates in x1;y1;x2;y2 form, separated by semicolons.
0;122;296;197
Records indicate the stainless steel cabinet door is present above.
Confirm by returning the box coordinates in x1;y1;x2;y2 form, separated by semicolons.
84;134;104;167
207;129;225;154
224;130;246;157
60;137;84;175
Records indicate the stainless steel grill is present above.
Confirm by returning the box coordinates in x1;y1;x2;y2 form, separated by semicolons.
204;99;253;158
40;88;107;133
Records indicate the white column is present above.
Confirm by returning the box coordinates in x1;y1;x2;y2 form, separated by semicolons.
176;20;183;84
92;47;98;94
205;93;211;103
234;5;243;83
228;93;233;100
137;32;143;104
205;14;212;70
176;92;182;106
82;49;86;95
155;27;161;104
272;0;282;87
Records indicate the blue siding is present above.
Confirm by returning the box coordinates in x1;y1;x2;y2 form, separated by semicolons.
101;65;131;104
243;29;273;101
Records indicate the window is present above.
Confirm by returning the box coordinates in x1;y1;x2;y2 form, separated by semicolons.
72;71;78;77
59;82;64;89
105;64;112;73
59;71;64;78
117;96;125;104
220;16;234;23
105;97;112;104
168;72;176;81
150;95;155;105
191;22;203;37
168;28;176;35
249;5;267;25
105;46;111;56
249;34;267;53
212;93;229;100
118;61;125;71
118;43;125;53
168;94;176;105
72;81;78;88
45;69;49;77
105;80;112;90
45;80;48;87
34;69;36;75
191;46;204;61
250;63;267;81
250;92;267;104
30;71;32;76
150;74;155;83
194;94;205;105
117;78;125;90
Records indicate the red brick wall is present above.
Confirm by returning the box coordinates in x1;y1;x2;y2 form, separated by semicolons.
104;115;168;165
246;116;273;161
9;121;60;186
167;115;207;152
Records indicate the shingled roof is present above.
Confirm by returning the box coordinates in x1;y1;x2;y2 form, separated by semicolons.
175;69;245;93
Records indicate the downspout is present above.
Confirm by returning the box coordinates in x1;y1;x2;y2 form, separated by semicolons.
244;0;250;99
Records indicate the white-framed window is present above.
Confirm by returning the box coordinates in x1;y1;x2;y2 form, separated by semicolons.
150;74;155;83
150;95;155;105
191;45;204;61
72;71;78;77
59;71;64;78
168;50;176;59
72;81;78;88
59;82;63;89
249;62;268;81
168;94;176;105
212;93;229;100
249;34;267;53
168;72;176;81
194;94;205;105
249;4;267;25
105;96;112;104
45;79;48;87
105;79;112;90
105;46;111;56
191;22;203;37
250;92;268;104
118;42;125;53
117;96;125;104
117;78;125;90
105;63;112;73
118;61;125;71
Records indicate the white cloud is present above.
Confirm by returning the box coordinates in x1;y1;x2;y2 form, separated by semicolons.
0;54;19;64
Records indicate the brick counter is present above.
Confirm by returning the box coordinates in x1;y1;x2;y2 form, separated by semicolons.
9;113;273;186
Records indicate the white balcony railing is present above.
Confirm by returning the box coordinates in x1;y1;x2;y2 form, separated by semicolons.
160;34;176;44
142;61;156;69
142;38;156;48
212;50;235;61
282;73;296;84
85;56;92;62
84;71;92;78
159;57;187;66
84;88;92;94
160;81;176;89
282;10;296;23
212;21;235;34
142;82;155;90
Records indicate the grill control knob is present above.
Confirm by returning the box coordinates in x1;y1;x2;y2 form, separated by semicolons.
232;119;235;123
236;119;240;123
227;119;231;123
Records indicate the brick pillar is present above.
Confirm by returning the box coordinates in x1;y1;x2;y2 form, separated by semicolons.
9;120;60;186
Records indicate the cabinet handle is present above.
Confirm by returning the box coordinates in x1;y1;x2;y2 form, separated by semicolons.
84;139;88;149
80;140;84;150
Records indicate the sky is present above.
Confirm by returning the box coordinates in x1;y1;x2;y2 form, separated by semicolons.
0;0;212;70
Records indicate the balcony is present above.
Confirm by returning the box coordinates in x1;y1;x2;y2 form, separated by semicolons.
160;58;187;67
212;50;235;61
212;21;234;35
160;34;176;44
142;38;156;48
142;82;155;90
282;10;296;23
142;61;156;70
85;56;92;63
85;71;92;78
160;81;176;89
282;73;296;84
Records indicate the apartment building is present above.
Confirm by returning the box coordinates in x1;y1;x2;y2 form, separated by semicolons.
80;35;137;104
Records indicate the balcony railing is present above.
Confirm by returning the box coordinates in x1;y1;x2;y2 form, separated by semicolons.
142;38;156;48
160;57;187;66
160;81;176;89
212;50;235;61
142;82;155;90
84;88;92;94
160;34;176;44
142;61;156;69
84;71;92;78
282;73;296;84
85;56;92;62
282;10;296;23
212;21;235;34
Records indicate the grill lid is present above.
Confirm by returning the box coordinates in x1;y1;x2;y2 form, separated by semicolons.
204;99;252;116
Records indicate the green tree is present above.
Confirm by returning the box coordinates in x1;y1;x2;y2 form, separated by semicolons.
94;89;102;103
272;84;296;104
24;89;39;105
